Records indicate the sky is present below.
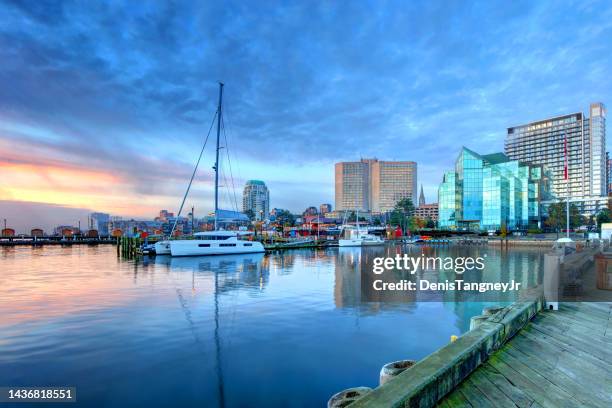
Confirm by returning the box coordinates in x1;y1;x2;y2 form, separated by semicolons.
1;0;612;232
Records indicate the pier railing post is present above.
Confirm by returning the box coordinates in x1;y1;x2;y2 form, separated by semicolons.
543;253;561;310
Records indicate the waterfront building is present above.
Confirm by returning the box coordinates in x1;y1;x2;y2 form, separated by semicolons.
335;158;417;213
607;155;612;195
90;212;110;236
505;102;606;215
438;147;550;231
414;203;438;222
156;210;174;222
303;206;318;216
242;180;269;221
320;203;332;214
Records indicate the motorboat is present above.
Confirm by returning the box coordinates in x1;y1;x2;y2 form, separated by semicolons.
338;226;384;247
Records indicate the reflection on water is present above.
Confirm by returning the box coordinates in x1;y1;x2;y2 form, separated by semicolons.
0;245;545;407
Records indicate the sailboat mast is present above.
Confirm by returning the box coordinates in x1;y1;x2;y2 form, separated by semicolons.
214;82;224;230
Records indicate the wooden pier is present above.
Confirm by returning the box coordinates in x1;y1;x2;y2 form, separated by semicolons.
437;302;611;407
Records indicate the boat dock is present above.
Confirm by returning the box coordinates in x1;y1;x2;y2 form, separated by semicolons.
0;236;115;246
437;302;611;407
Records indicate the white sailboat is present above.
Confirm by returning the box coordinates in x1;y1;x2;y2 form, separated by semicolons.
338;211;384;247
155;83;264;256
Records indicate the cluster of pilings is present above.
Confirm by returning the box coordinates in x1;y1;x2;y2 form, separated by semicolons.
117;236;142;259
327;304;506;408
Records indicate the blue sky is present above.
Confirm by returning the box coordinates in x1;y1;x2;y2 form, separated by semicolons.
1;0;611;231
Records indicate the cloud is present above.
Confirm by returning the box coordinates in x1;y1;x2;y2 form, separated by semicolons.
0;0;611;224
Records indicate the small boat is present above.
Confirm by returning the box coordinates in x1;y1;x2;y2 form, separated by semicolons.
339;227;384;247
404;235;425;244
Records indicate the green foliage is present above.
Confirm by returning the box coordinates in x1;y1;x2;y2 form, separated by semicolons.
244;209;255;221
347;211;367;222
275;209;295;227
545;202;582;230
596;209;611;231
389;198;416;232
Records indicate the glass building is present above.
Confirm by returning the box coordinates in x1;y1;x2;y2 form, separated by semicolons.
438;147;550;231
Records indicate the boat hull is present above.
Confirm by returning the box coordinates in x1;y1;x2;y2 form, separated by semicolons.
338;239;363;247
361;240;385;246
154;241;171;255
169;240;265;256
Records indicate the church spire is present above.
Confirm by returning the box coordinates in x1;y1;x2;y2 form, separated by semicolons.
419;185;425;206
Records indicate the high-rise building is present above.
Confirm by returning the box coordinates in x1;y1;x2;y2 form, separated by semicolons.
607;154;612;195
505;102;607;215
242;180;269;221
335;159;417;213
320;203;332;214
438;147;550;230
90;212;110;235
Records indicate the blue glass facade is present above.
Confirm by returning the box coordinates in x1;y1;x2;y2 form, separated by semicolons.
438;147;549;230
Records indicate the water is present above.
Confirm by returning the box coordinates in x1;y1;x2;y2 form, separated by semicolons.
0;245;545;407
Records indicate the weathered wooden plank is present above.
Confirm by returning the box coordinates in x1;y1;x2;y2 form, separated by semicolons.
468;368;517;408
563;302;611;316
495;351;603;408
457;378;493;408
541;309;610;334
545;309;609;331
511;332;611;382
517;328;611;374
488;354;580;408
435;398;452;408
480;364;533;408
536;313;612;343
442;390;471;408
559;303;611;319
504;344;611;406
529;320;612;361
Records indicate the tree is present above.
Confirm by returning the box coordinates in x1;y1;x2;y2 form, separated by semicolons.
596;209;611;232
545;202;582;236
425;218;436;229
389;198;416;234
244;209;255;221
275;209;295;227
414;217;427;229
347;211;366;222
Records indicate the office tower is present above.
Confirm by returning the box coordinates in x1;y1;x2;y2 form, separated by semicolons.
335;159;417;213
505;102;607;215
242;180;270;221
90;212;110;235
607;155;612;195
438;147;550;230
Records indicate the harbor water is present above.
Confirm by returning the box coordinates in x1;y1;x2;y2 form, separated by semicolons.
0;245;545;407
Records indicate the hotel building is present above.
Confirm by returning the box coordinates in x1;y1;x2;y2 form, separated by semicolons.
242;180;270;221
505;102;607;215
438;147;550;231
335;159;417;213
414;203;438;222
